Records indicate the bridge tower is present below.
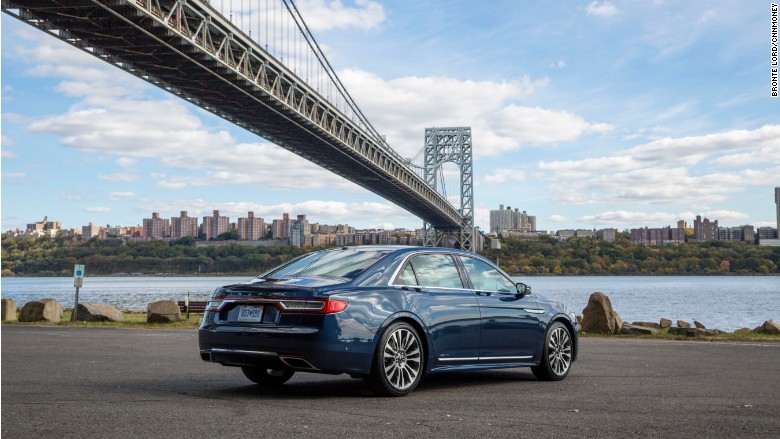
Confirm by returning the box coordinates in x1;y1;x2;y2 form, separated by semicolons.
422;127;474;252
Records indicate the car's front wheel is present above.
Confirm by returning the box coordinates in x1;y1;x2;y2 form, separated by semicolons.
241;367;295;385
367;321;424;396
532;321;573;381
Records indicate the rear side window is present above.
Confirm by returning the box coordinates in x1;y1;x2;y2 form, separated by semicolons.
394;263;418;286
406;254;463;289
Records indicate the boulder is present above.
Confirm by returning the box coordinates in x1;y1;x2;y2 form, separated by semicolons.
581;292;618;334
734;328;752;335
632;321;661;329
18;299;63;323
668;327;717;337
752;320;780;335
677;320;692;328
614;312;624;332
1;298;17;322
621;324;660;335
147;300;181;323
575;315;582;325
659;318;672;328
75;303;124;322
694;320;706;329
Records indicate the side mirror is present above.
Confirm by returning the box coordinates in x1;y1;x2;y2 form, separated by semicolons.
515;283;531;298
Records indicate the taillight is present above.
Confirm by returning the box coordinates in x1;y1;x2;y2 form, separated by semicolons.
276;299;348;314
206;300;223;312
324;299;349;313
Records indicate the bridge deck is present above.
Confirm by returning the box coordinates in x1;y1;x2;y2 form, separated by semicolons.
4;0;462;228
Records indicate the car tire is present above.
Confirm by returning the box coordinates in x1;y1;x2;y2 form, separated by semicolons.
531;321;573;381
241;367;295;385
367;321;424;396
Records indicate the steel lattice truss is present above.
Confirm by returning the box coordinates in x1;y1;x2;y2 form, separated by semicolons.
422;127;474;252
2;0;462;229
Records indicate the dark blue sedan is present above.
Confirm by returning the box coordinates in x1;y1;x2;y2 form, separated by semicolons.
199;246;578;396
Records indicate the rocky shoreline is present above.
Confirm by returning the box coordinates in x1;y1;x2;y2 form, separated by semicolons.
579;292;780;336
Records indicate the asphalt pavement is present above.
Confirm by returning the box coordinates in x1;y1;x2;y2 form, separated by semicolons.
1;325;779;438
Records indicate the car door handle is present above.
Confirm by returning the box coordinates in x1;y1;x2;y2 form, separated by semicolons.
475;291;492;296
524;308;545;314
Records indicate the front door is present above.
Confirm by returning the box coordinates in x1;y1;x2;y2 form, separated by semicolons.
457;256;540;362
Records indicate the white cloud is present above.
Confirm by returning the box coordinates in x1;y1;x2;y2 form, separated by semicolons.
548;215;567;223
578;210;687;225
2;172;26;178
295;0;386;31
1;150;17;158
586;1;618;17
549;60;567;69
340;69;612;158
702;210;749;221
108;191;136;200
481;168;526;185
1;135;17;147
116;157;137;168
209;0;385;33
99;173;139;182
697;10;716;25
626;125;780;166
85;207;111;213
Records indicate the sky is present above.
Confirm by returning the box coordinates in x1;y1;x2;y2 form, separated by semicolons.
2;0;778;233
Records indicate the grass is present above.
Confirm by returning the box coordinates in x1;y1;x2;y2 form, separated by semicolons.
3;310;203;329
5;314;780;341
579;328;780;342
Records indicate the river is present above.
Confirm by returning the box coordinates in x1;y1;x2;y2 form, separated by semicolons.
1;275;778;331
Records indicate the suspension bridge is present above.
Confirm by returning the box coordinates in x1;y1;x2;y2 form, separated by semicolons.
2;0;475;250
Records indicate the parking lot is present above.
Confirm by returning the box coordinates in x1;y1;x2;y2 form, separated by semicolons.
2;326;779;438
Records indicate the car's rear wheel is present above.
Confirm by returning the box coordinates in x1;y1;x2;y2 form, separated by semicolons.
241;367;295;385
367;321;424;396
532;321;573;381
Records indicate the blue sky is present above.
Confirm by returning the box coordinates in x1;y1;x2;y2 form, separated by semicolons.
2;0;778;232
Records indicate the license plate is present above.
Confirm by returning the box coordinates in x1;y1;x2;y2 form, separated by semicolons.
237;305;263;322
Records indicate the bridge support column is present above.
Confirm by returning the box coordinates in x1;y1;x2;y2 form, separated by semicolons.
423;127;474;252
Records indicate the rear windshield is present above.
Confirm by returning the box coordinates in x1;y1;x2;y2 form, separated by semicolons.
260;249;390;280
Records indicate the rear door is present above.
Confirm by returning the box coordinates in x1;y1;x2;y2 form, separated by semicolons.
393;253;481;365
457;256;541;362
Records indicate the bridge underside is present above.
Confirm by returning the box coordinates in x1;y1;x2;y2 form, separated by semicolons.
4;0;461;229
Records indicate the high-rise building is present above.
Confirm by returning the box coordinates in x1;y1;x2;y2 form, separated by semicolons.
143;212;170;239
775;187;780;234
170;211;198;239
289;215;310;247
693;215;718;241
490;204;536;234
202;210;229;240
238;212;265;241
81;222;102;240
27;216;61;232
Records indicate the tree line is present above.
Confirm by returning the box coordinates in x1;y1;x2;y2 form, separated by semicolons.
2;233;779;276
482;235;780;275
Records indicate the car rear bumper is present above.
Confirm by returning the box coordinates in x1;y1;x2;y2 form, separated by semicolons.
198;313;377;375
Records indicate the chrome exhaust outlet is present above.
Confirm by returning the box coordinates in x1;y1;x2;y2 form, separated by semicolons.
279;356;319;371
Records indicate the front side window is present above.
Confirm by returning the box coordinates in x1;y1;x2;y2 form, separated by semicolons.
406;254;463;289
459;256;516;293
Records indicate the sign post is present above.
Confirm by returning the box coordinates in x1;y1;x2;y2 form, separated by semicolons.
72;264;85;321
